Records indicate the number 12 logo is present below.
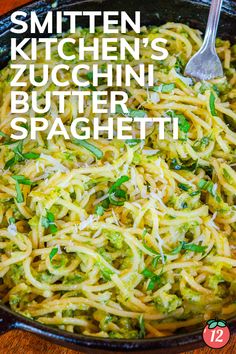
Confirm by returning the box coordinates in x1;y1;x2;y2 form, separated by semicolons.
202;319;230;349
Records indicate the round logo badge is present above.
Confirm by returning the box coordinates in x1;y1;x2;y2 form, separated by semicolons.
202;319;230;349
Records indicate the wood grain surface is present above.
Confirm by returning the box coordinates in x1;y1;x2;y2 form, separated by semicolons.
0;1;235;353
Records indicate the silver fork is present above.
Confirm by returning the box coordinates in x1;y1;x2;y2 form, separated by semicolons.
184;0;223;81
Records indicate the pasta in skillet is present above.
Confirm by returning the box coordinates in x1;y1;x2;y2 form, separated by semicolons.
0;22;236;338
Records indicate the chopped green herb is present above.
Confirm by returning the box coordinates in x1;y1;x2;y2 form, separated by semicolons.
49;247;58;261
23;152;40;159
209;92;216;116
0;131;10;139
142;268;155;278
178;183;190;191
15;181;24;203
178;114;191;133
0;131;17;146
109;176;129;194
138;315;146;338
4;140;39;169
189;190;200;197
12;175;32;185
125;139;142;146
143;243;160;256
129;109;146;118
63;42;77;56
101;198;110;209
8;217;15;224
182;242;207;253
162;83;175;92
72;139;103;159
171;241;207;254
12;175;32;203
170;243;183;255
96;205;104;216
86;72;93;81
108;175;129;206
142;228;147;237
170;158;197;172
41;210;58;234
152;255;162;267
167;111;190;134
5;157;17;170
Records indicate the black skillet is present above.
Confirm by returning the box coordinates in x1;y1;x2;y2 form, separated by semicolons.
0;0;236;352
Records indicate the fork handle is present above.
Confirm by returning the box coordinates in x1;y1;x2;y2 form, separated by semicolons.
202;0;223;49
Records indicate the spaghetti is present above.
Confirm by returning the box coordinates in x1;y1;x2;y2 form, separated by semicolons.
0;23;236;338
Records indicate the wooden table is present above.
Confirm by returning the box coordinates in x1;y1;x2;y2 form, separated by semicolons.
0;1;235;353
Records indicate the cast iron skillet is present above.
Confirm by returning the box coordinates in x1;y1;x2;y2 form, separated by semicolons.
0;0;236;352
